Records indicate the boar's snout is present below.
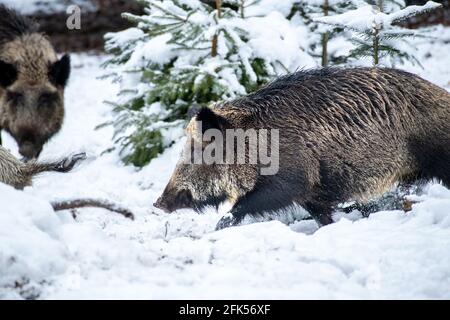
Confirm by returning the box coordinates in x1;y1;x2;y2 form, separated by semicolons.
154;188;193;213
153;196;171;213
14;128;45;160
19;141;42;160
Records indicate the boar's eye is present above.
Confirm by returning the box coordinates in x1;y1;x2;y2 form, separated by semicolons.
38;92;58;107
6;91;23;105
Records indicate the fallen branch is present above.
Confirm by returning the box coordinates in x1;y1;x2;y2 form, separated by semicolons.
51;199;135;220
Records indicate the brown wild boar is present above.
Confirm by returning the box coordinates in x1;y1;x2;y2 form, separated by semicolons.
0;5;70;160
155;67;450;229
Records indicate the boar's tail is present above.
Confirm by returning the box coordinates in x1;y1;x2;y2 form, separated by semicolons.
24;152;87;176
0;4;38;46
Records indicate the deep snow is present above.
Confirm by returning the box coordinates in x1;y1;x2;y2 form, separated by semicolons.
1;32;450;299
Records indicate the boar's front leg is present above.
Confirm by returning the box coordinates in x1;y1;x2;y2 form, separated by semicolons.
215;214;243;230
214;171;319;230
215;201;335;230
214;194;260;230
215;180;300;230
304;201;334;226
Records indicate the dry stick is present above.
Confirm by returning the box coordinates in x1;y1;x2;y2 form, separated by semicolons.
51;199;135;220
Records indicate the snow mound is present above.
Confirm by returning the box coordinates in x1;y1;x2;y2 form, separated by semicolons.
315;1;441;31
0;184;67;299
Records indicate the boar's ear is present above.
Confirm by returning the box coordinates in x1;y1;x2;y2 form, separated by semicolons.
195;107;227;134
0;60;17;88
49;54;71;87
187;103;202;119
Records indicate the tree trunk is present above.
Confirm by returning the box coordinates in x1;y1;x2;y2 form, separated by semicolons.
321;0;329;67
373;28;379;66
211;0;222;57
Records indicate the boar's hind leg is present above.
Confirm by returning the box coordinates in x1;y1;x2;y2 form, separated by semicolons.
304;201;334;226
410;137;450;189
432;140;450;188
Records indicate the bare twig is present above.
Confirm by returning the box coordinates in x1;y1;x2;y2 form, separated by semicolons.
52;199;135;220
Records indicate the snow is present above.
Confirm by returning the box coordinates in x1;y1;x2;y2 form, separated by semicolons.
240;12;317;71
315;1;442;31
389;1;442;24
131;34;177;68
105;28;145;49
244;0;298;17
1;17;450;301
108;1;319;103
244;0;366;17
0;184;67;299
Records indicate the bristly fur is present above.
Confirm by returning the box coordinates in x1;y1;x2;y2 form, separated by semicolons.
156;67;450;229
49;54;71;87
0;5;38;47
192;192;228;213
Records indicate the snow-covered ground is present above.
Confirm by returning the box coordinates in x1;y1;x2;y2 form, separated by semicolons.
1;29;450;299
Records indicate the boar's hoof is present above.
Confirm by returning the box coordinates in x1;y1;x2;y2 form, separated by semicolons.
215;215;243;230
55;152;87;172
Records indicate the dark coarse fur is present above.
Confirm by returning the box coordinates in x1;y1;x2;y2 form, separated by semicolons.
155;67;450;229
0;4;70;160
0;5;38;47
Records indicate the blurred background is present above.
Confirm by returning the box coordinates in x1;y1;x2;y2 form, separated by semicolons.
2;0;449;53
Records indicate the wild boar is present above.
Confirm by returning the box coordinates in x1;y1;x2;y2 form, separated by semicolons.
0;5;70;160
154;67;450;229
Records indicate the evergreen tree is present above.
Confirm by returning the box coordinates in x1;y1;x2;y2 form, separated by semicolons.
289;0;363;66
103;0;278;167
103;0;440;167
315;0;442;66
